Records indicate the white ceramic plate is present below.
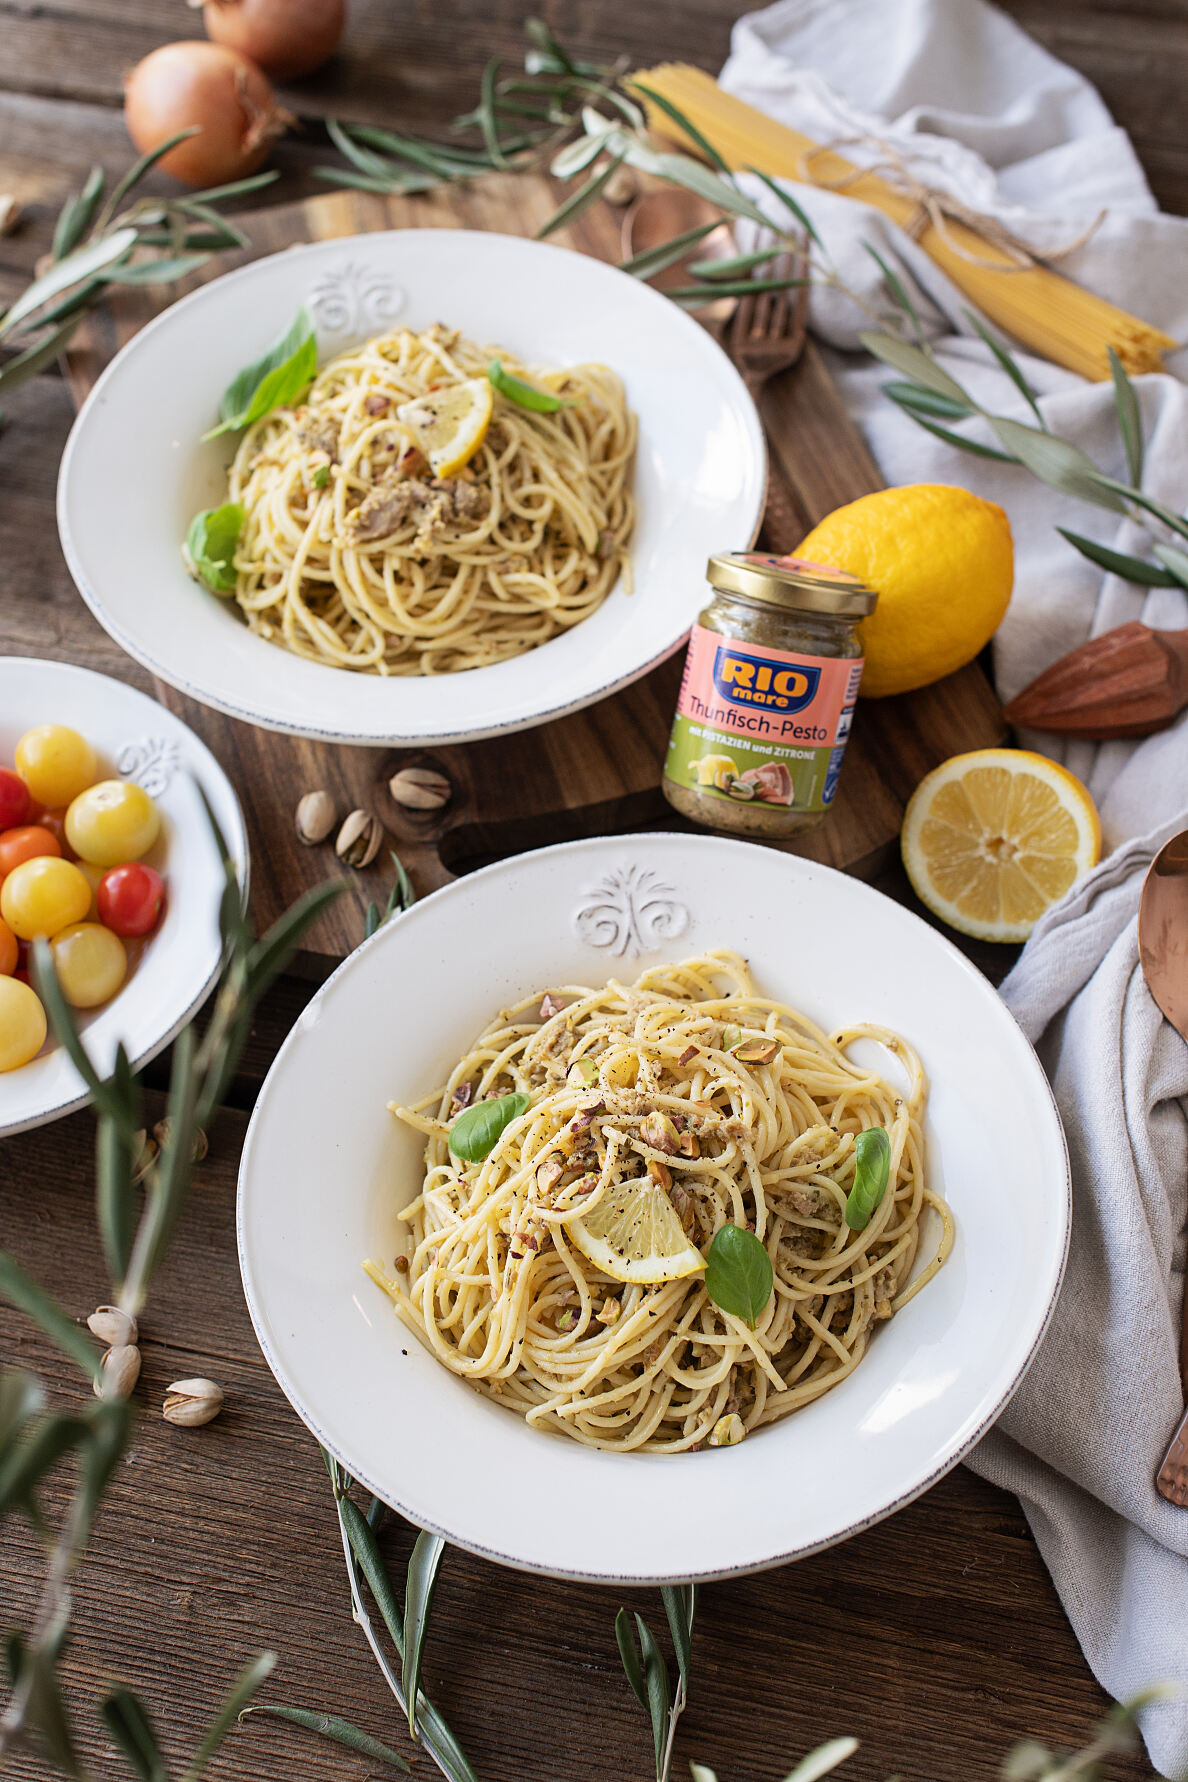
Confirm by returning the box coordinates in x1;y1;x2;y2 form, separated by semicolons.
0;659;247;1137
57;230;765;747
237;833;1069;1584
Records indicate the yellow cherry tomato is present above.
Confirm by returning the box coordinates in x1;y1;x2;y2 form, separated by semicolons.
50;922;127;1008
0;976;47;1071
65;780;160;867
0;856;93;940
15;725;97;809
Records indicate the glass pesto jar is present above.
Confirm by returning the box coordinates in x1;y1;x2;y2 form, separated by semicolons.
662;553;878;838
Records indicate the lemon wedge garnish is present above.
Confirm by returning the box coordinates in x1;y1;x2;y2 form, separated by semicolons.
901;747;1101;943
395;377;493;477
570;1177;706;1286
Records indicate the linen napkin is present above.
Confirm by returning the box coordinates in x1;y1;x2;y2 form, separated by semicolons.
714;1;1188;1768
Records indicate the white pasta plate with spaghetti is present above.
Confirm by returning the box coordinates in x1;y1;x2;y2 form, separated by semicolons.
56;230;766;746
236;833;1070;1585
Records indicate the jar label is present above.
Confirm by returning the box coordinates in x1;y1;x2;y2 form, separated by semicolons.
664;625;863;814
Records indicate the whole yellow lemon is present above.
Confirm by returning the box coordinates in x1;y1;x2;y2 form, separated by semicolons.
796;484;1014;699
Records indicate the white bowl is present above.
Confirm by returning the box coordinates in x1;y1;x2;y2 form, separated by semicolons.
57;230;766;747
237;833;1069;1584
0;659;247;1137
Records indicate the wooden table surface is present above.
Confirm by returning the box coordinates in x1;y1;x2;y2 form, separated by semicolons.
0;4;1171;1779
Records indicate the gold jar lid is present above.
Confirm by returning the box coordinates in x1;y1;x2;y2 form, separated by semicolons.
707;551;878;617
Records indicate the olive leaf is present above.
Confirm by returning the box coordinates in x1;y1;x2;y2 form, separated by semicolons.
536;151;628;239
1056;529;1178;587
879;391;1015;462
0;228;137;339
987;418;1126;514
180;1651;276;1782
745;165;822;246
51;166;105;262
1153;543;1188;590
448;1091;531;1160
99;1687;169;1782
963;309;1046;430
782;1737;861;1781
858;331;972;406
402;1530;446;1739
879;380;976;421
205;307;317;439
704;1225;773;1327
620;221;721;279
239;1705;410;1771
1108;346;1144;490
184;503;244;594
864;241;923;342
0;1253;102;1385
844;1127;891;1231
629;79;736;182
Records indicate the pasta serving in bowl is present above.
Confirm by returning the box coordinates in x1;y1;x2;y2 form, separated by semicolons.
225;324;636;676
236;833;1069;1584
58;229;765;746
372;952;952;1454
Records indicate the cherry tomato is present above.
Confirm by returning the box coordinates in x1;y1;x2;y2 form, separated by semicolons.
0;856;93;941
50;922;127;1008
0;825;61;880
15;725;97;809
0;768;31;831
0;976;47;1071
65;781;160;868
97;863;165;937
0;919;16;977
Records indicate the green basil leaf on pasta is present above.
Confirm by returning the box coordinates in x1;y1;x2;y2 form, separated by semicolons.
312;463;331;490
448;1091;530;1161
844;1127;891;1231
184;502;244;594
704;1224;772;1327
205;305;317;439
487;357;574;413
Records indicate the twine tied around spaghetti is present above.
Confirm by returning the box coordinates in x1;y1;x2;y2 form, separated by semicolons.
798;136;1104;270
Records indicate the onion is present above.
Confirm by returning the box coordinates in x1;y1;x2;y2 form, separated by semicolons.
124;41;293;186
198;0;346;81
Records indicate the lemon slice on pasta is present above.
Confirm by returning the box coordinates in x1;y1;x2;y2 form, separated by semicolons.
395;377;494;477
570;1178;706;1286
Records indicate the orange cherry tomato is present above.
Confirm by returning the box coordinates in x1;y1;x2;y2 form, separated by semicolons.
0;919;16;977
0;826;62;880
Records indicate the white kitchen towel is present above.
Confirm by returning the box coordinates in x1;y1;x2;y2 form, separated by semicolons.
716;1;1188;1769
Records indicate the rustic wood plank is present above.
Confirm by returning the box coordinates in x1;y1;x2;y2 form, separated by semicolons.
0;1102;1147;1782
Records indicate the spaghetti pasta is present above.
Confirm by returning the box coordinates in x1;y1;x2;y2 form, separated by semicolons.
225;323;636;674
368;950;952;1454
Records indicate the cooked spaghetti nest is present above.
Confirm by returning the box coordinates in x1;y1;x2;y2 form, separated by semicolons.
368;950;953;1454
225;323;636;675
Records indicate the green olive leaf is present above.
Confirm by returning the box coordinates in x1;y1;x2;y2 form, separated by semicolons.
487;357;575;412
204;306;317;439
184;503;244;594
704;1224;773;1327
448;1091;531;1161
844;1127;891;1231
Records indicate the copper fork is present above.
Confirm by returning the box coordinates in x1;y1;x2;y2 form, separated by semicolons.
725;252;811;553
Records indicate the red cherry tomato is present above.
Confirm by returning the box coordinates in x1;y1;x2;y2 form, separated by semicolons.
96;863;165;938
0;826;61;880
0;769;31;832
0;919;17;977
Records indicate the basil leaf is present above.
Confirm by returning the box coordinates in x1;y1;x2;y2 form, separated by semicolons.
487;358;574;413
204;306;317;439
704;1225;772;1327
184;503;244;594
844;1127;891;1231
312;463;330;490
448;1091;530;1161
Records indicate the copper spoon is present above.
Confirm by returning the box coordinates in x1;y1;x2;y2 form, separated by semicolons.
1138;828;1188;1502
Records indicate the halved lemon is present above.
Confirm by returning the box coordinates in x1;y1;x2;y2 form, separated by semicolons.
901;747;1101;942
570;1178;706;1286
395;377;493;477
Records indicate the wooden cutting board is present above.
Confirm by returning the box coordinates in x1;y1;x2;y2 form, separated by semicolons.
65;174;1003;968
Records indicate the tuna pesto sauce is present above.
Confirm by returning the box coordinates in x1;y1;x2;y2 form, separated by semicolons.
661;553;878;838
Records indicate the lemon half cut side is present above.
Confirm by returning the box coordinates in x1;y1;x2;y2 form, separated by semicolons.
901;747;1101;942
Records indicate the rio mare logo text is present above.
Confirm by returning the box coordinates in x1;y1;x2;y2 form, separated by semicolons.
711;645;821;715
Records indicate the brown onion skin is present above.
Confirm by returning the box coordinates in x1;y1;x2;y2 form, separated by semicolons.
124;41;289;186
202;0;346;81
